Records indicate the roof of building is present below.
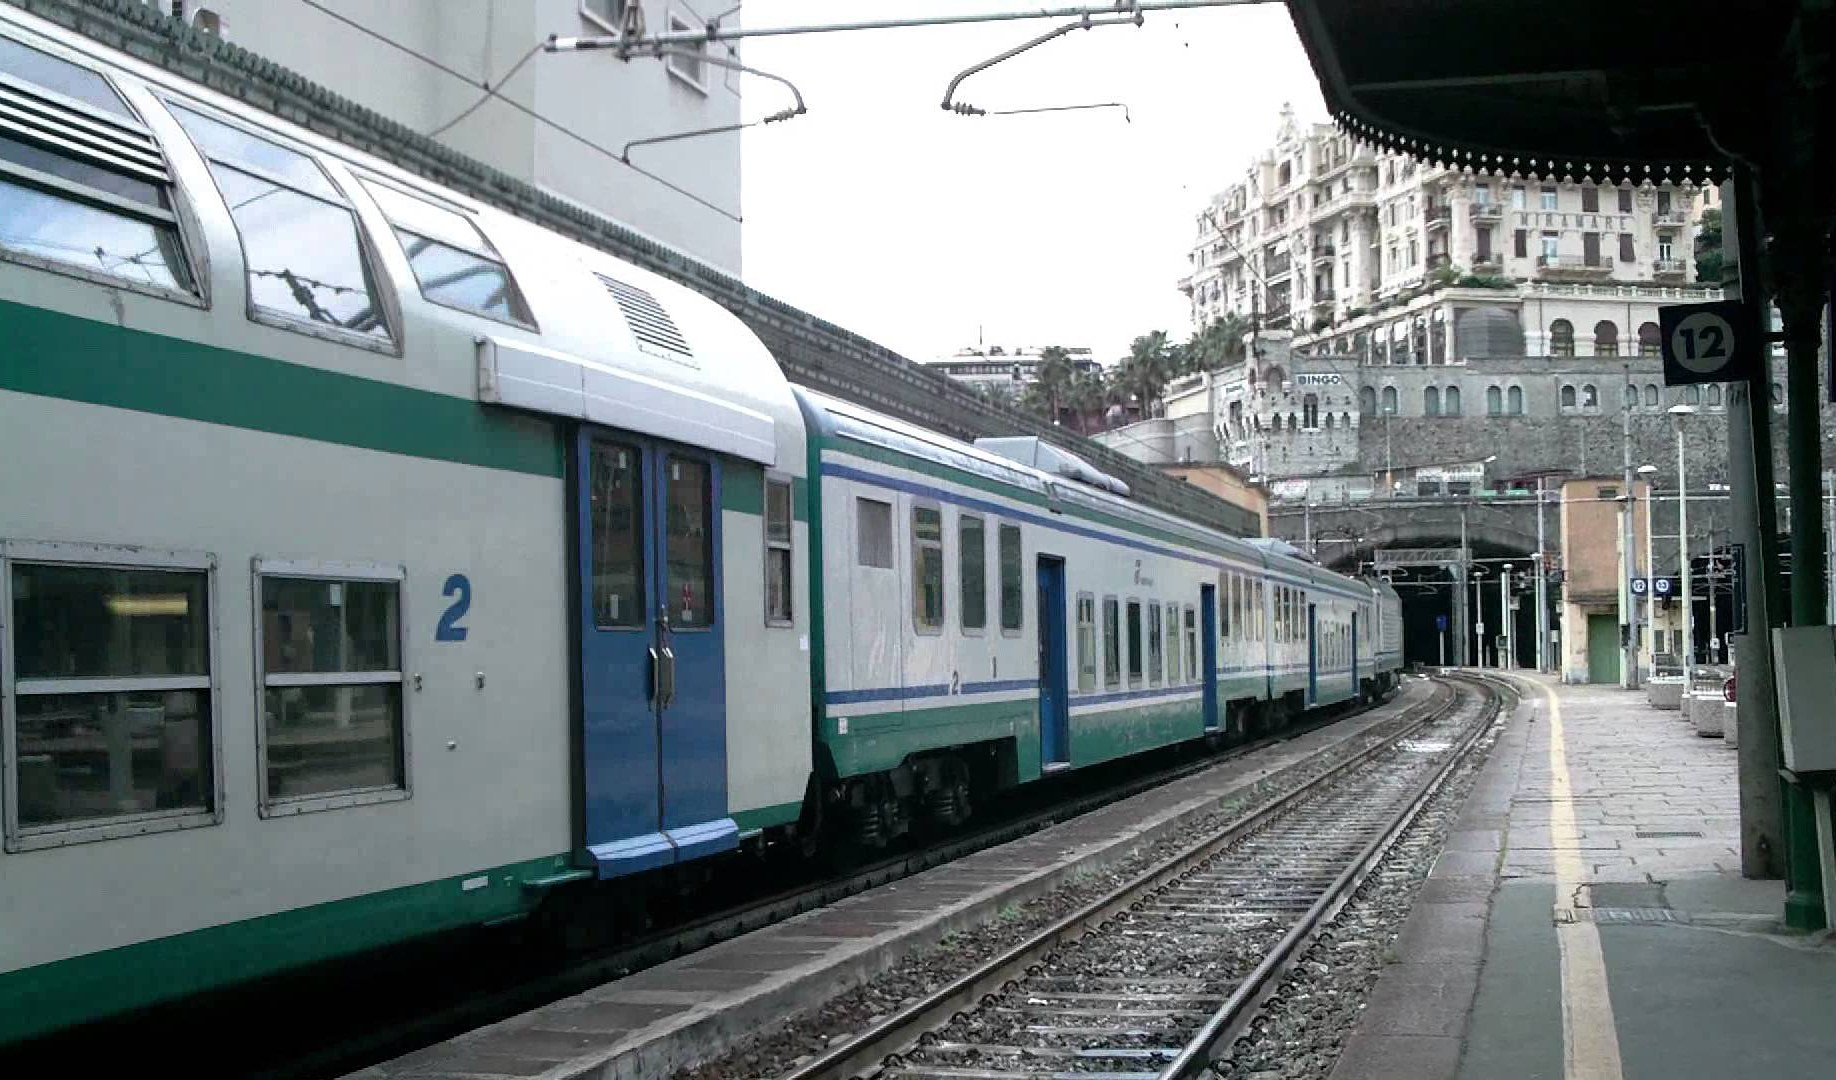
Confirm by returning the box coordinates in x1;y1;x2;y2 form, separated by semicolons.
1283;0;1792;185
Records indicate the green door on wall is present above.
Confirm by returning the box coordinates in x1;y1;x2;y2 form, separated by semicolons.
1587;613;1620;683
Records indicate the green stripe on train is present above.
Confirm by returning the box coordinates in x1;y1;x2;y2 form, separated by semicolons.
0;299;563;476
0;852;573;1047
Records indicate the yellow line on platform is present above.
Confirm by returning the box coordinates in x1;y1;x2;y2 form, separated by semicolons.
1531;678;1626;1080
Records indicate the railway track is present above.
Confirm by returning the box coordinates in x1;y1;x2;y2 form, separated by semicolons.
265;695;1395;1079
775;674;1504;1080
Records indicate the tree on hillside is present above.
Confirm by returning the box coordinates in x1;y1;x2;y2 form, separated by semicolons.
1185;313;1250;373
1695;207;1724;285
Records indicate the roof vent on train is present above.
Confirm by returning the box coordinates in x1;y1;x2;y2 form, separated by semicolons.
595;272;695;366
972;436;1131;496
1249;537;1315;563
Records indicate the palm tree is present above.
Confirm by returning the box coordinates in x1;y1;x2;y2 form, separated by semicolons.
1120;331;1172;419
1033;345;1074;426
1186;313;1250;373
1068;368;1107;433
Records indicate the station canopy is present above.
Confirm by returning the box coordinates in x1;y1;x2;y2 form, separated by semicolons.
1283;0;1801;186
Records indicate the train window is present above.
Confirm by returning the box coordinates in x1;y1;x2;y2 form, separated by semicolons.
959;514;986;632
1102;596;1120;689
913;504;944;632
361;180;535;328
998;524;1023;633
254;562;406;814
1076;593;1097;692
857;498;893;569
664;456;715;628
1184;606;1199;678
166;102;392;342
0;39;195;293
5;548;218;849
764;478;793;626
1255;582;1265;642
1147;602;1163;687
1166;604;1181;683
1125;600;1143;687
590;441;645;628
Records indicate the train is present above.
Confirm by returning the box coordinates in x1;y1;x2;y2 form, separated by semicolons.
0;6;1403;1047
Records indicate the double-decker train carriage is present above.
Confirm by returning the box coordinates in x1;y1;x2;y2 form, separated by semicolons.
0;5;1403;1047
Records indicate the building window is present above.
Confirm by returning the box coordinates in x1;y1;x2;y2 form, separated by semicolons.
1424;386;1441;416
1511;185;1526;209
5;547;217;847
998;524;1023;633
1303;393;1320;428
1102;596;1121;688
1619;187;1634;213
913;505;944;632
1550;319;1575;356
1508;385;1525;414
1147;602;1163;687
1582;185;1599;212
1619;233;1636;262
1486;385;1503;416
168;103;392;343
1773;381;1784;405
1582;384;1599;407
765;479;793;625
1444;385;1462;416
857;498;893;569
1639;322;1662;358
1646;383;1660;407
1626;383;1639;408
1540;186;1558;210
1076;593;1097;692
958;514;986;631
1541;233;1560;260
1476;226;1493;259
1360;386;1377;413
1708;384;1723;407
256;563;406;812
1594;321;1619;356
1382;386;1398;414
1561;384;1577;407
0;40;197;293
580;0;628;31
664;12;708;91
1514;229;1528;258
1658;237;1675;261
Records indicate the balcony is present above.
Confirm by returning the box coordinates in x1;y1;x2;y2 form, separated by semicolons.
1312;288;1337;307
1653;258;1689;279
1426;204;1451;229
1535;254;1612;280
1470;253;1503;274
1469;202;1503;224
1265;253;1293;279
1312;243;1337;264
1427;252;1451;271
1654;210;1687;228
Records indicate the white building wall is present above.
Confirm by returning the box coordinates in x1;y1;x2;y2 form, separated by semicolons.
183;0;742;272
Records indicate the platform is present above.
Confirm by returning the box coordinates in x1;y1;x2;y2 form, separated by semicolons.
1332;673;1836;1080
346;684;1433;1079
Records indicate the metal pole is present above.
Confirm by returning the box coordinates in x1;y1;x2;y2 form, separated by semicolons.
1622;361;1638;687
1678;416;1692;695
548;0;1272;50
1502;564;1513;669
1646;484;1656;667
1721;173;1785;883
1459;504;1470;665
1536;478;1549;671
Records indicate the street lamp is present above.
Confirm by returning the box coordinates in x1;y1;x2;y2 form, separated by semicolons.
1669;404;1698;692
1470;564;1490;666
1501;562;1514;669
1638;463;1658;674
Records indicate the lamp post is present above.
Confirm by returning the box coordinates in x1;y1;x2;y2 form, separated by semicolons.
1501;562;1514;669
1638;463;1658;674
1470;564;1490;666
1670;404;1697;692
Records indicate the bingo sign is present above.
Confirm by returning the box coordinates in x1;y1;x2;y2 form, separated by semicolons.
1659;298;1760;386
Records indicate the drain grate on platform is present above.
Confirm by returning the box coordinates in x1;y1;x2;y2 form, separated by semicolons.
1556;907;1689;924
1634;829;1703;838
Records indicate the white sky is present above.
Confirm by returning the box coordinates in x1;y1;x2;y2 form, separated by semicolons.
737;1;1327;367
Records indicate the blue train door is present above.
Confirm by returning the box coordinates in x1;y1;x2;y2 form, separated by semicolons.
1306;603;1319;706
1036;557;1070;770
1200;584;1220;733
575;432;734;878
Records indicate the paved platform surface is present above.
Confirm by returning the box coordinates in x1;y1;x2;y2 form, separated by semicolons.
349;683;1435;1080
1332;672;1836;1080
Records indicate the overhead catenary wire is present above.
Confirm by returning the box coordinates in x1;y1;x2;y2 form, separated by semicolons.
292;0;742;223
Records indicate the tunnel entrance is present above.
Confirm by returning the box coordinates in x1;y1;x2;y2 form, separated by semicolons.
1332;541;1543;667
